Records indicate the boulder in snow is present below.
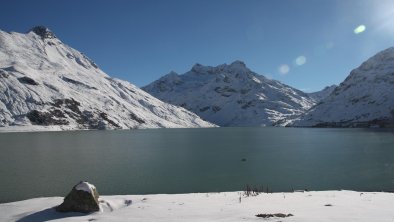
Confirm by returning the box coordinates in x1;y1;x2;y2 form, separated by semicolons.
56;181;100;213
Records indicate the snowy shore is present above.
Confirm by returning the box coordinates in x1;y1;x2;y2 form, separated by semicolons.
0;125;78;133
1;190;394;222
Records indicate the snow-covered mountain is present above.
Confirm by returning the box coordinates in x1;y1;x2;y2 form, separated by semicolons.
0;26;214;130
294;47;394;127
143;61;314;126
307;85;337;102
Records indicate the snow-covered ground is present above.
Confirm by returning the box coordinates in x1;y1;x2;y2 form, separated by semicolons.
1;191;393;222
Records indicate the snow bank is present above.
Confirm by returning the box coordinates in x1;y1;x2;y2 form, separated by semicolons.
1;190;394;222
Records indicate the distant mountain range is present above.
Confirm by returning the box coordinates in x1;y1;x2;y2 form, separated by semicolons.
144;50;394;128
1;26;393;130
143;61;315;126
0;26;214;130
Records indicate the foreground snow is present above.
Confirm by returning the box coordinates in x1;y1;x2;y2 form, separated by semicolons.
1;191;394;222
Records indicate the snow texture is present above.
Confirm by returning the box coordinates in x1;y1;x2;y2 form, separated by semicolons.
143;61;315;126
1;191;394;222
294;47;394;127
0;27;215;130
75;182;96;194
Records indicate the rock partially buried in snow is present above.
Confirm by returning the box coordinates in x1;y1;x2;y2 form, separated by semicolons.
56;181;100;213
256;213;294;218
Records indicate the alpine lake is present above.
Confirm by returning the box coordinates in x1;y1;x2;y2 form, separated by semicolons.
1;127;394;203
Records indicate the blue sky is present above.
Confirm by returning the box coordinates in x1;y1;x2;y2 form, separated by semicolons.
1;0;394;92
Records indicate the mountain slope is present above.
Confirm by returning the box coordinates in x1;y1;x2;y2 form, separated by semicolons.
307;85;337;102
294;47;394;127
143;61;314;126
0;26;214;130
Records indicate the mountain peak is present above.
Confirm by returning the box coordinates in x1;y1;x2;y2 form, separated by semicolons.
29;26;56;39
191;63;209;73
229;60;246;68
166;71;179;77
225;60;250;73
191;63;202;69
190;61;249;74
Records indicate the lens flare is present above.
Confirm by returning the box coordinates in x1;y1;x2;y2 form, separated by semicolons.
295;56;306;66
354;25;366;34
278;64;290;75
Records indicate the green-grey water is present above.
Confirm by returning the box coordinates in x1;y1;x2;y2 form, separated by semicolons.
1;127;394;203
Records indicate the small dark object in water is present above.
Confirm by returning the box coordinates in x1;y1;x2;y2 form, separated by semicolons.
255;213;293;218
325;204;333;207
241;158;247;162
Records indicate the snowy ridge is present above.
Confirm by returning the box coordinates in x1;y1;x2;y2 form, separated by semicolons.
0;26;214;130
294;47;394;127
143;61;314;126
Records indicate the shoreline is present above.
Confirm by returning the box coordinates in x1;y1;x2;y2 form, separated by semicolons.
0;125;222;134
1;125;393;134
1;190;394;221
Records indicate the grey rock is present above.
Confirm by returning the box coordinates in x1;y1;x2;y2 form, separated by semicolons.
29;26;57;39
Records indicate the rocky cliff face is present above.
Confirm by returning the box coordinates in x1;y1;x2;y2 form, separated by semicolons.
143;61;314;126
293;47;394;127
0;26;214;130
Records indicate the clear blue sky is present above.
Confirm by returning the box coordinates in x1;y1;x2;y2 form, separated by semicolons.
1;0;394;92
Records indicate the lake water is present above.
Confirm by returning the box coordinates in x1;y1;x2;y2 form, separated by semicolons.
1;127;394;203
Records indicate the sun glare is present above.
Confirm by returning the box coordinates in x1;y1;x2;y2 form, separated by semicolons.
372;0;394;36
354;25;366;34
